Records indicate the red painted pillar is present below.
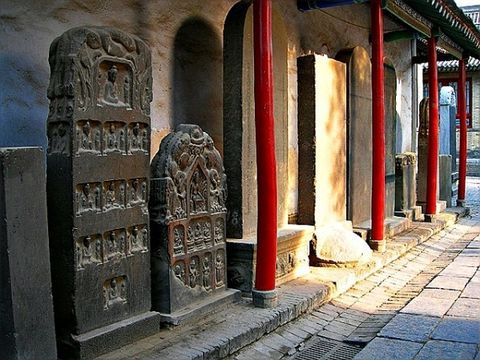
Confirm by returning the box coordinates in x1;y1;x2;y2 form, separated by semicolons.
458;58;467;206
370;0;386;251
252;0;278;307
426;36;439;216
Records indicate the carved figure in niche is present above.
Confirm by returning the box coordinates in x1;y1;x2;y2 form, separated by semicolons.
186;225;195;252
82;236;93;264
141;128;148;151
77;183;98;214
103;277;127;309
141;228;148;249
214;218;224;244
104;65;119;104
106;123;118;151
105;231;118;260
130;179;139;204
82;121;92;150
119;183;125;206
49;123;69;154
215;251;225;286
194;222;204;250
141;181;147;202
95;237;102;262
189;258;200;288
105;182;116;209
119;128;125;151
209;169;222;212
128;226;143;253
190;169;207;214
66;99;74;119
173;262;185;284
202;254;211;290
94;128;101;151
132;123;141;149
173;171;187;217
94;185;101;209
123;73;131;106
118;231;126;254
203;222;211;247
173;226;184;255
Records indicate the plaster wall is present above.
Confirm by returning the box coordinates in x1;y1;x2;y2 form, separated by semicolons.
0;0;417;221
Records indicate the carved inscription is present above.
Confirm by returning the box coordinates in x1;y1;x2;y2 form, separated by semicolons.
103;276;127;309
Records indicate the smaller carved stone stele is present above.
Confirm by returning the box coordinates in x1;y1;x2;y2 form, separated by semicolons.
150;125;228;314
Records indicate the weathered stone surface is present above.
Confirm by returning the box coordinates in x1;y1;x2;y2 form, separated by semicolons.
426;275;469;291
297;54;346;227
446;298;480;318
415;340;477;360
378;314;439;342
384;63;397;219
336;47;372;227
313;223;372;266
439;155;453;207
46;26;159;358
150;124;239;319
432;317;480;344
227;225;313;293
354;337;422;360
0;147;57;360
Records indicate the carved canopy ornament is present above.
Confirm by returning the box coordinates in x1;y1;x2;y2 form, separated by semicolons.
150;124;227;225
47;26;152;116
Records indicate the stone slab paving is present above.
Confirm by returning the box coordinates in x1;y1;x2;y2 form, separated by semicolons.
96;179;478;359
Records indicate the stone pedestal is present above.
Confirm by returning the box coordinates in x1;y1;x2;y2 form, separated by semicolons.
46;27;160;359
395;153;423;221
0;147;57;360
150;125;240;325
227;225;314;294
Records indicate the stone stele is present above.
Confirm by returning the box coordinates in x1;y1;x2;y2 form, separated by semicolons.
46;26;160;359
150;124;240;325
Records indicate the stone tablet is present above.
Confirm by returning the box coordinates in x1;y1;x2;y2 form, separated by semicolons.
0;147;57;360
46;26;159;359
150;125;238;320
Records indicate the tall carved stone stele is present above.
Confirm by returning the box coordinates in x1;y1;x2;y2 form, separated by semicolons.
150;124;239;324
46;26;160;359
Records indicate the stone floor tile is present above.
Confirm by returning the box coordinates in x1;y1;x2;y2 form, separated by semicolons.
400;296;455;317
417;288;461;300
377;314;440;342
414;340;477;360
317;329;347;341
431;317;480;344
440;264;478;278
446;298;480;318
353;337;422;360
461;281;480;299
426;275;470;291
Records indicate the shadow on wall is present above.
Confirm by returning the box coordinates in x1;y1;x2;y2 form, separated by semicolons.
172;17;223;155
0;54;49;148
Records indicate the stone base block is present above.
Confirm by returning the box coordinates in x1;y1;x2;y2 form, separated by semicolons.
352;227;369;241
368;239;386;252
61;311;161;360
457;199;466;207
417;201;447;215
159;289;241;326
385;216;411;238
252;289;278;308
394;209;413;220
410;206;423;221
227;225;314;294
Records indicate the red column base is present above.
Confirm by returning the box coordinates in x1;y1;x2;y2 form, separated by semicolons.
368;239;386;252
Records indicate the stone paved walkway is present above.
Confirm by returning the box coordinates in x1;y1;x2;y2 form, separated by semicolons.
233;177;480;359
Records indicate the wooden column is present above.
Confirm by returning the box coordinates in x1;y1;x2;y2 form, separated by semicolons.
457;57;467;206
